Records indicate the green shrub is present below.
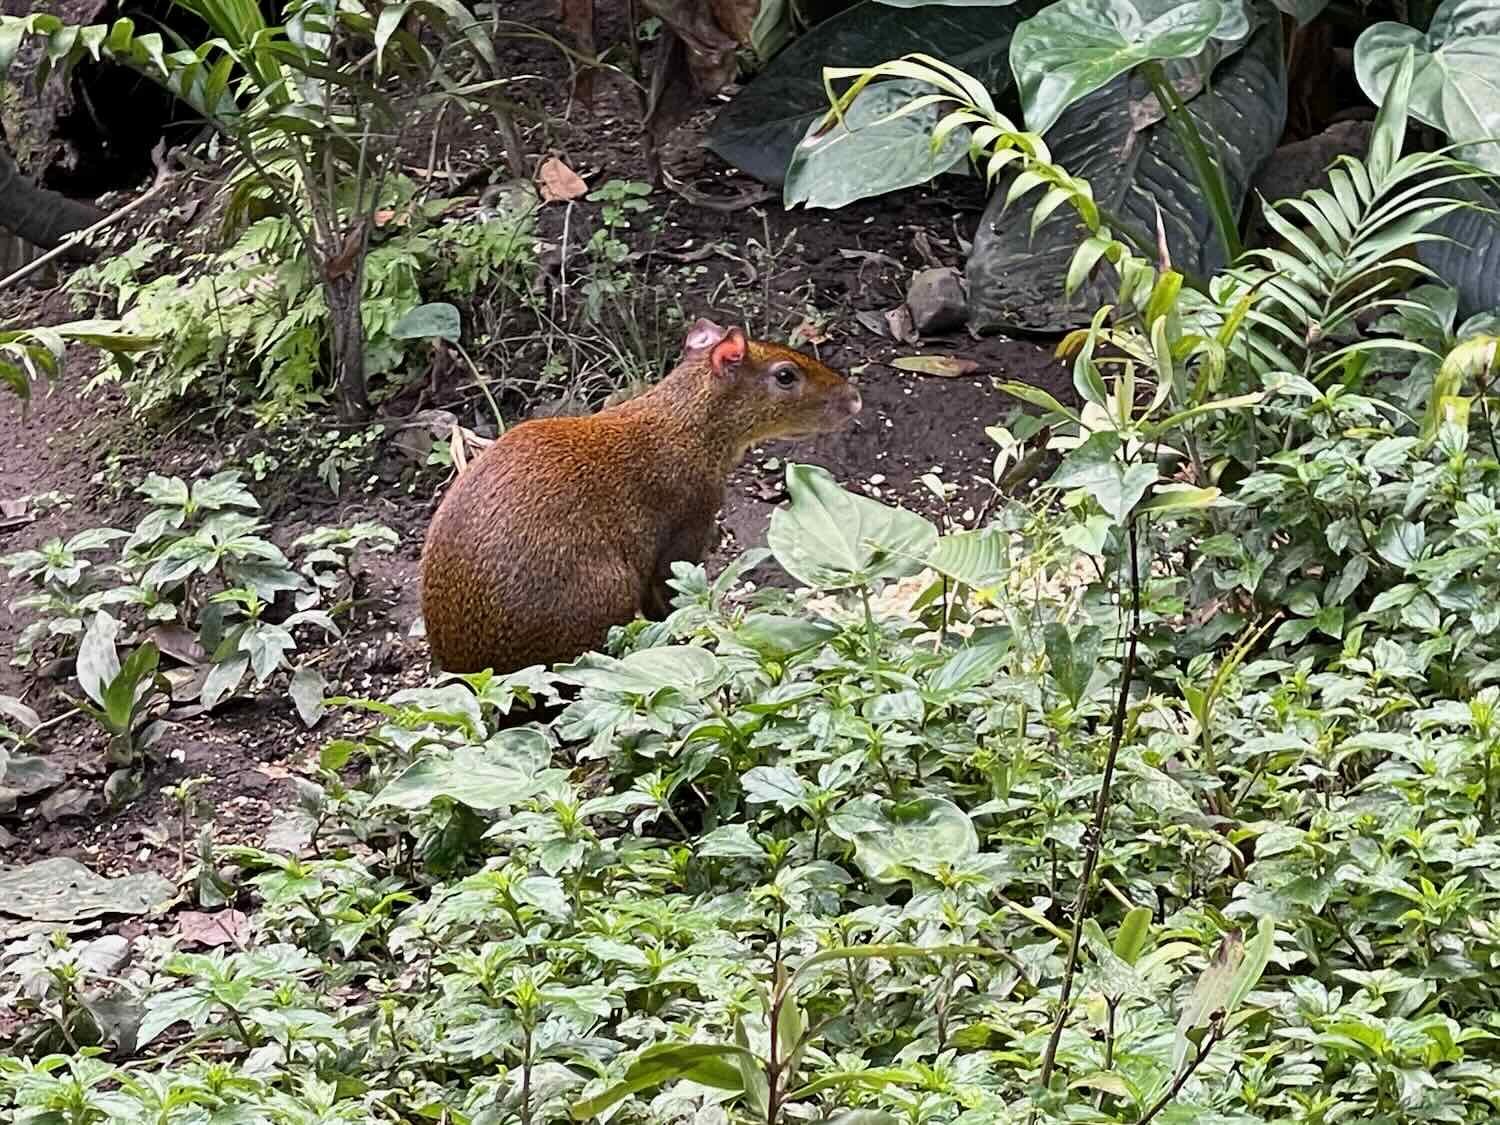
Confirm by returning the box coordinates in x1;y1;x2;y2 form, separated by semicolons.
66;181;538;424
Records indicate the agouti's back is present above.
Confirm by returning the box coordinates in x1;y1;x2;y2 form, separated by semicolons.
420;319;861;675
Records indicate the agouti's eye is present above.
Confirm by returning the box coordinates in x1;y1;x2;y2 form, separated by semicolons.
774;367;799;388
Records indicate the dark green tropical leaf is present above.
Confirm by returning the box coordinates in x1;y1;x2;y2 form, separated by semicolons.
769;464;938;590
784;78;971;210
969;9;1286;332
1011;0;1247;135
707;0;1044;185
1355;0;1500;173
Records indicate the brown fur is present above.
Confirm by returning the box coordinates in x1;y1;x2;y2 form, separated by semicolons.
420;326;860;675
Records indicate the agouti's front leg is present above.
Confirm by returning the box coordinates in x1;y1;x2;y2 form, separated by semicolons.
645;518;717;620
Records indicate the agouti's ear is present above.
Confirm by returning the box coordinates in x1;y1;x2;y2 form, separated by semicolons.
683;318;727;353
710;328;747;375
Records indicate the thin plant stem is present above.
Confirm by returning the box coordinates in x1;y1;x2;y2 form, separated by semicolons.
1141;62;1243;264
1136;1019;1222;1125
1036;517;1143;1090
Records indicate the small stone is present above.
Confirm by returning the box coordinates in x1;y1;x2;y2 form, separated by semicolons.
392;409;458;463
905;267;967;334
869;473;886;485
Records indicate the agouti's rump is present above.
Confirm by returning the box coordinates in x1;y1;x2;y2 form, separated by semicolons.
420;318;861;676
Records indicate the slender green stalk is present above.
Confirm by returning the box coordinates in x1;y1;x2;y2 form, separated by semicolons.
1037;518;1142;1090
1141;62;1243;264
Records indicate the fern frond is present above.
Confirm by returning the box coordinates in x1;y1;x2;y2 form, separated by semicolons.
1227;139;1490;387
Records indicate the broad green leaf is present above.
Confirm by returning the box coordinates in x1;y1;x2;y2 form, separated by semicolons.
1374;517;1426;571
924;527;1010;589
555;646;723;699
1011;0;1245;136
1044;623;1102;706
1414;176;1500;319
707;1;1036;185
1355;0;1500;173
927;636;1011;695
1136;484;1220;512
373;730;563;811
828;796;978;881
1113;905;1153;964
386;683;485;734
970;17;1286;332
768;464;938;590
570;1043;754;1120
697;824;770;859
1046;432;1159;523
735;613;840;658
391;301;462;342
201;654;248;710
103;641;159;732
289;664;326;728
76;612;123;709
785;78;969;209
741;764;811;810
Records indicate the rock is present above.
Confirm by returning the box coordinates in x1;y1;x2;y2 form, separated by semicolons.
392;409;458;463
39;786;98;822
905;267;967;335
1244;120;1373;249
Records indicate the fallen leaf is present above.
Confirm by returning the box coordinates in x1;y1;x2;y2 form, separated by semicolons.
885;305;918;344
891;355;980;378
854;310;890;338
537;156;587;203
789;319;829;347
178;909;248;948
838;248;903;270
0;858;175;921
147;624;206;666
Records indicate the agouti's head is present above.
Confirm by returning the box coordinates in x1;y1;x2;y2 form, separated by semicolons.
680;318;861;447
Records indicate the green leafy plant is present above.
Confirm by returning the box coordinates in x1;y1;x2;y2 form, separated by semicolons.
0;320;152;408
66;611;170;777
0;0;515;421
4;471;392;718
64;184;538;424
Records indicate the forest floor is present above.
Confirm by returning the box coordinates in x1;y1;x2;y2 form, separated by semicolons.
0;1;1070;895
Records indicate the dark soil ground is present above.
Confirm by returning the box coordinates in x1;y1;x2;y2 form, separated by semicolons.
0;1;1070;903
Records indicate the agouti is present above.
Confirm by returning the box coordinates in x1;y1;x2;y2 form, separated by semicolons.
420;319;862;675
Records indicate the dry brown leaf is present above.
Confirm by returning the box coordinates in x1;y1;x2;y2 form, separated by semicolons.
178;909;248;948
885;305;918;344
537;156;588;203
890;355;980;378
789;319;829;347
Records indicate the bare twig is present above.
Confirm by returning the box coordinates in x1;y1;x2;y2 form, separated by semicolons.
1137;1018;1223;1125
1037;517;1143;1089
0;140;177;293
661;168;776;213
